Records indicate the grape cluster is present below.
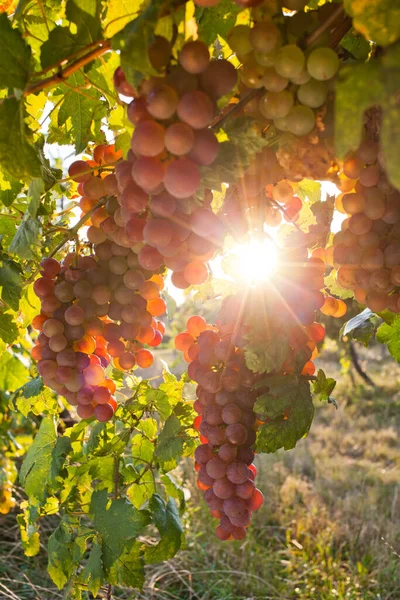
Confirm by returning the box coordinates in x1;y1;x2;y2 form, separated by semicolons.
33;256;118;421
175;315;264;540
220;149;305;237
111;41;235;289
33;188;167;421
330;136;400;313
229;8;339;137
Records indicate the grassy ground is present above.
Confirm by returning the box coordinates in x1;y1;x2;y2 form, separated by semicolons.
1;341;400;599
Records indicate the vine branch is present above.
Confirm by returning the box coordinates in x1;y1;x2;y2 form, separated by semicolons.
23;40;112;97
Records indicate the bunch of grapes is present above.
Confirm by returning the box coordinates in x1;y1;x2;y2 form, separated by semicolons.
33;255;118;421
111;41;237;289
330;136;400;313
219;146;306;241
227;3;339;137
175;315;263;540
32;241;166;420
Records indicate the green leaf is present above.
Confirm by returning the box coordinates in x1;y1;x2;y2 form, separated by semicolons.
245;336;289;374
376;316;400;363
112;0;163;89
145;495;183;562
324;269;355;300
0;352;28;390
335;46;400;189
0;98;43;181
51;436;73;486
297;179;321;204
341;308;380;346
0;175;23;207
154;415;184;469
0;261;22;310
9;211;41;260
90;488;150;586
344;0;400;46
17;506;41;557
0;13;31;89
81;539;104;596
340;28;372;60
313;369;336;404
335;61;384;160
104;0;142;37
27;178;45;218
19;416;58;504
57;72;107;153
0;313;18;344
66;0;102;45
47;520;75;589
195;0;241;46
41;27;86;70
256;378;314;453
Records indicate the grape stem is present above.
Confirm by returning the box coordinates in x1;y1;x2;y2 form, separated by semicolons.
267;197;303;233
22;40;112;98
48;197;106;258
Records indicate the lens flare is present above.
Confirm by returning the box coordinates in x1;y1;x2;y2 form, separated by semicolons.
228;237;278;284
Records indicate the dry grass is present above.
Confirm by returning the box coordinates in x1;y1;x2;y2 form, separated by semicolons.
1;342;400;599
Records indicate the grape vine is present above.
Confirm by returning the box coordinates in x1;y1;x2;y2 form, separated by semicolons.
0;0;398;596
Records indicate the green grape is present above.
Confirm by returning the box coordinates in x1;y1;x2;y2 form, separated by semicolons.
286;105;315;135
290;67;311;84
262;66;288;92
259;90;294;119
249;21;281;54
228;25;252;55
307;47;339;81
297;79;328;108
274;116;290;131
254;49;277;67
274;44;305;79
240;63;266;89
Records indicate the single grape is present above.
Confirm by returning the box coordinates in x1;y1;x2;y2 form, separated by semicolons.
307;47;339;81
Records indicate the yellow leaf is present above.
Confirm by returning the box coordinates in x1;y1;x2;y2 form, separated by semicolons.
103;0;142;37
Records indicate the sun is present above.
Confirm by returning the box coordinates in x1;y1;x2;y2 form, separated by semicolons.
225;236;279;285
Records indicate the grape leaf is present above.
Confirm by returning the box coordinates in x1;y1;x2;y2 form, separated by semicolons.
90;489;150;587
17;504;40;557
57;72;107;153
376;316;400;363
19;416;58;504
154;415;184;469
145;495;184;562
9;212;41;260
0;98;42;181
104;0;142;37
297;179;321;204
344;0;400;46
335;46;400;189
195;0;241;46
244;336;289;374
66;0;102;45
312;369;337;404
47;520;75;589
81;539;104;596
0;13;31;89
340;28;372;60
0;175;23;207
341;308;380;346
0;313;18;345
40;27;86;71
256;378;314;453
0;352;29;392
0;260;22;310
